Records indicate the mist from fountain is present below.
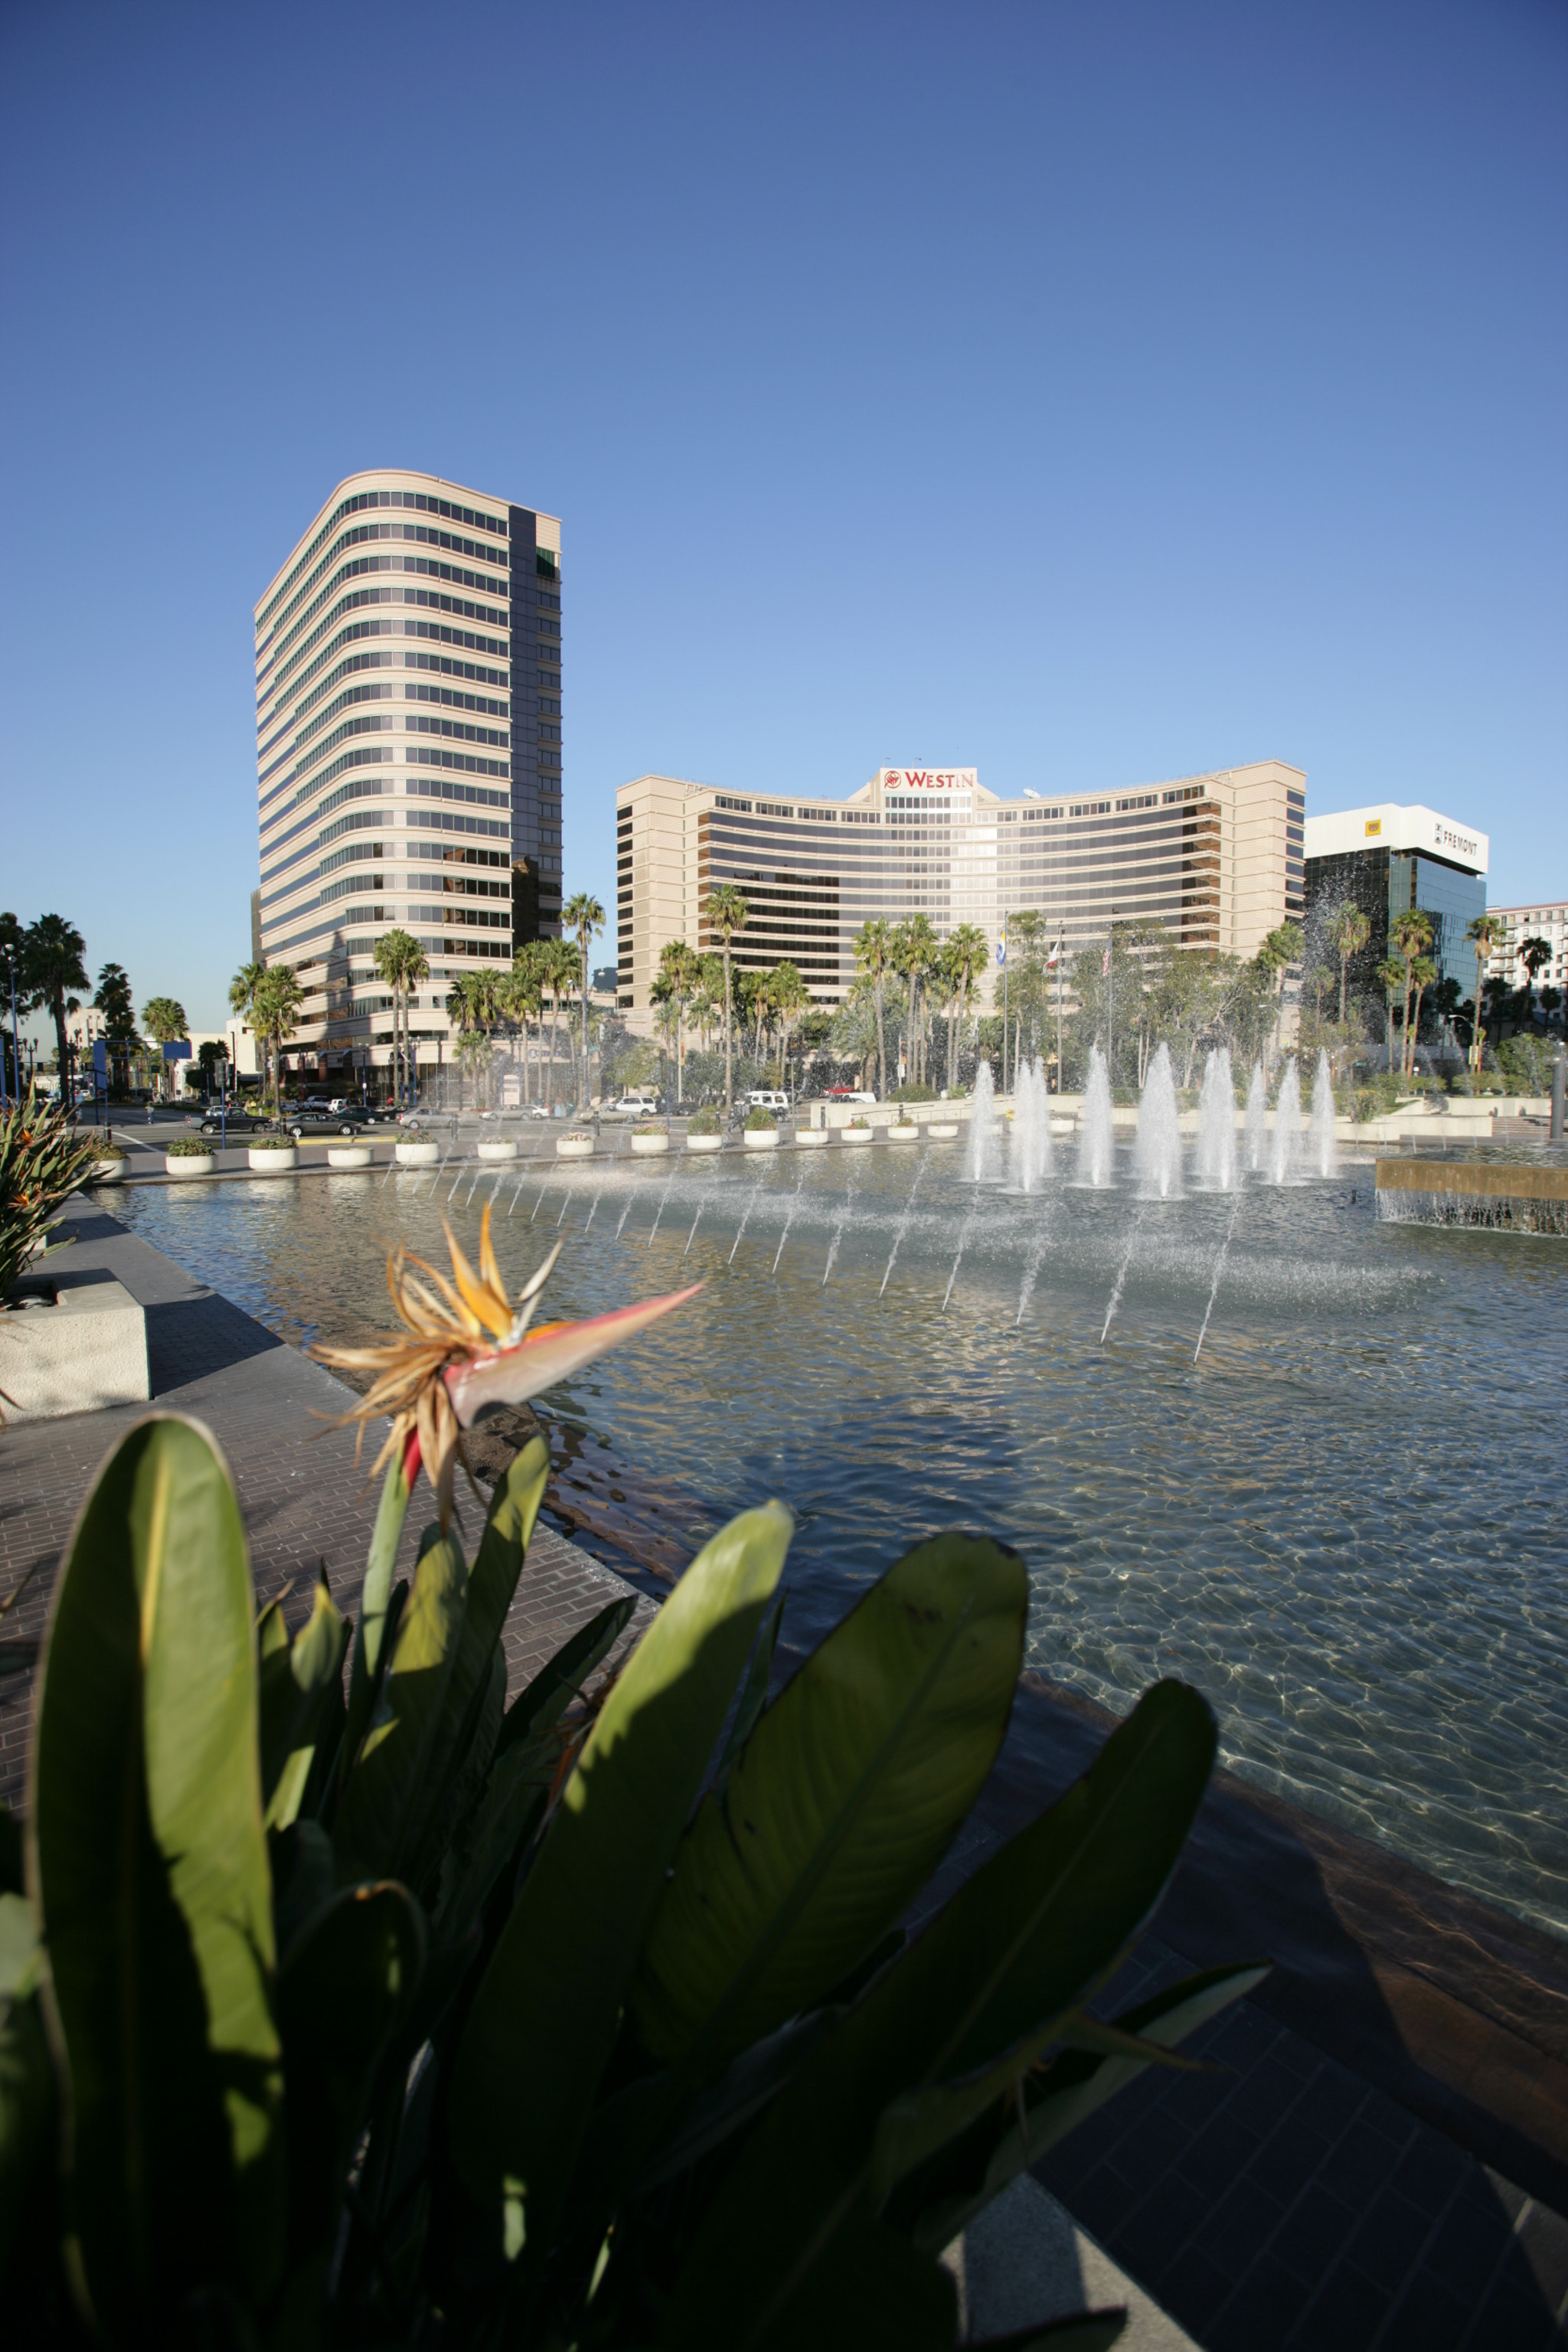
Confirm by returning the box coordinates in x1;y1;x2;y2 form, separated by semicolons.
1194;1047;1236;1191
1133;1044;1182;1197
1270;1058;1302;1184
1310;1050;1338;1178
1076;1046;1115;1187
1008;1058;1053;1191
1244;1061;1268;1172
965;1059;1001;1181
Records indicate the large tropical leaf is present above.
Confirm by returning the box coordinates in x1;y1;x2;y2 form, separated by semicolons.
28;1416;283;2328
449;1502;793;2246
494;1592;636;1759
0;1893;52;2285
657;1681;1215;2350
258;1568;350;1831
633;1534;1027;2068
339;1436;417;1799
333;1523;468;1883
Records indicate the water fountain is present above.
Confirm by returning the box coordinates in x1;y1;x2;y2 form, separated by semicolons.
965;1060;1001;1182
1194;1047;1236;1192
1269;1058;1302;1185
1133;1044;1182;1198
1244;1061;1268;1173
1076;1046;1115;1187
1310;1050;1338;1179
1008;1058;1054;1192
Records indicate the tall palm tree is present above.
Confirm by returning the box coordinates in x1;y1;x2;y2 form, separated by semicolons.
563;891;606;1104
1388;910;1433;1076
228;960;265;1099
142;997;189;1102
769;959;808;1085
854;917;895;1101
1517;934;1552;1025
1406;955;1439;1072
540;937;579;1109
1465;913;1508;1070
253;967;303;1109
1375;958;1406;1079
92;962;139;1096
942;923;989;1090
704;886;749;1111
374;929;424;1107
1331;903;1371;1027
24;916;90;1109
658;939;700;1102
446;972;497;1107
501;946;545;1105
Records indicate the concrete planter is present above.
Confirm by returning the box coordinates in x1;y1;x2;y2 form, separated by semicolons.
888;1124;921;1143
89;1158;127;1185
556;1135;596;1160
926;1122;960;1139
166;1152;214;1178
631;1132;671;1155
249;1146;297;1174
794;1129;831;1147
328;1145;373;1169
686;1132;724;1153
743;1128;780;1151
841;1126;874;1144
477;1139;518;1163
0;1279;149;1419
396;1140;441;1168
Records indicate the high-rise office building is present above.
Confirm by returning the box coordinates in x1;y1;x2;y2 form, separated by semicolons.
617;760;1302;1017
1302;804;1488;1000
253;469;562;1085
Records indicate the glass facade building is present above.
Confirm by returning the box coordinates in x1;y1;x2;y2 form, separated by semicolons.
618;761;1304;1017
253;469;562;1083
1302;805;1489;1002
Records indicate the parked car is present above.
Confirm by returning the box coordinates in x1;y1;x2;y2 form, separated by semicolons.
283;1104;390;1139
600;1092;664;1122
823;1086;876;1104
194;1109;271;1136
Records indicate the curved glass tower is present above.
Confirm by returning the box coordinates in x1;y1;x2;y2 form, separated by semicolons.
253;468;561;1089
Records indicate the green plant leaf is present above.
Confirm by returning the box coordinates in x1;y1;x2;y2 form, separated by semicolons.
714;1588;785;1785
658;1681;1214;2350
632;1534;1027;2069
340;1439;416;1798
449;1501;793;2245
0;1985;54;2287
276;1880;425;2265
494;1592;637;1758
260;1568;350;1831
905;1963;1267;2256
398;1437;550;1895
334;1524;469;1883
28;1415;283;2328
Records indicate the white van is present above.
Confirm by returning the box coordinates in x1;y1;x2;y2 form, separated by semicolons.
746;1089;792;1113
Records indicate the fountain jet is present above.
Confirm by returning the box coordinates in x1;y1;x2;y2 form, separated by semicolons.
1310;1050;1338;1179
965;1059;1001;1181
1076;1046;1115;1187
1008;1059;1054;1191
1244;1062;1268;1173
1195;1047;1236;1192
1270;1059;1302;1186
1134;1044;1182;1198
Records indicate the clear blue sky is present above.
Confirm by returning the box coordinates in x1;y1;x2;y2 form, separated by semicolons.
1;0;1563;1033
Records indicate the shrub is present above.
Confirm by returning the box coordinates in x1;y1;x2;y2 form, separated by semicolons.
1;1320;1251;2346
0;1085;104;1295
688;1106;722;1135
248;1132;296;1150
165;1135;215;1158
891;1083;936;1103
743;1106;776;1131
848;1114;871;1129
633;1122;665;1137
93;1142;128;1161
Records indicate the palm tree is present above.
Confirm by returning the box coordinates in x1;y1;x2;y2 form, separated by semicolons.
253;967;303;1109
141;997;189;1100
704;885;749;1112
374;929;425;1107
501;946;546;1106
541;937;579;1109
1406;956;1439;1073
853;917;896;1100
769;960;809;1086
942;923;989;1090
446;972;497;1107
563;891;606;1105
1465;914;1508;1070
228;960;265;1099
1388;910;1434;1076
92;962;139;1096
658;939;699;1102
1255;921;1305;1064
1517;934;1552;1025
890;915;939;1087
24;916;90;1108
1375;958;1406;1079
1331;903;1371;1026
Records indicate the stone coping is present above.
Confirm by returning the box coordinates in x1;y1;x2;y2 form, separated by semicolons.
1377;1157;1568;1202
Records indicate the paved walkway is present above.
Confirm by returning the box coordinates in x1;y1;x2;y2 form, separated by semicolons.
2;1200;1564;2346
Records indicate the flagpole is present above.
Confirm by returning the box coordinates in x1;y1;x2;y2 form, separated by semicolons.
1055;926;1063;1093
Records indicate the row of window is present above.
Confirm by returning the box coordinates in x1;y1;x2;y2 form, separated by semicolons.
273;580;514;697
291;647;397;727
410;843;508;867
404;617;510;661
276;586;399;691
293;681;394;753
266;521;514;649
404;681;509;718
320;838;383;877
408;808;509;838
400;553;510;601
407;749;510;783
273;553;405;665
266;615;397;712
405;712;509;747
257;488;508;635
404;648;508;689
297;715;394;779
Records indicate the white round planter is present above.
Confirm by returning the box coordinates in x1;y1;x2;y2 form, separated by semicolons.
166;1152;214;1179
743;1128;780;1152
249;1147;297;1174
396;1140;440;1168
328;1145;373;1169
686;1131;724;1153
477;1139;518;1163
90;1158;127;1185
841;1127;874;1145
631;1132;671;1155
888;1124;921;1144
556;1135;596;1160
926;1122;960;1139
794;1129;831;1148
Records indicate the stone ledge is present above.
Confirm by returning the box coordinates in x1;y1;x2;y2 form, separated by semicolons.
0;1277;149;1419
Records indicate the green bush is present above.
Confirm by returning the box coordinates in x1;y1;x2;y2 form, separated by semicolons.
891;1083;936;1104
688;1106;722;1135
0;1086;104;1295
743;1106;776;1131
249;1132;296;1151
848;1113;871;1128
633;1122;665;1138
1497;1037;1550;1095
0;1410;1253;2347
165;1135;215;1158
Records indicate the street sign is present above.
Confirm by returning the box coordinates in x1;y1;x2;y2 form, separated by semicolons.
162;1038;192;1060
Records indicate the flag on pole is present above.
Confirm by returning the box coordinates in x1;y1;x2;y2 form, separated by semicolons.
1101;946;1110;977
996;929;1008;968
1046;929;1063;970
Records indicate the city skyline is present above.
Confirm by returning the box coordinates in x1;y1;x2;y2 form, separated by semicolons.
1;3;1563;1031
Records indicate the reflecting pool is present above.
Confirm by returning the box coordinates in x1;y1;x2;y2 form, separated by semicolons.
104;1140;1568;1936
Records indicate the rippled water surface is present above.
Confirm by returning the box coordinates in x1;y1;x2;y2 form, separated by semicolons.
106;1145;1568;1936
